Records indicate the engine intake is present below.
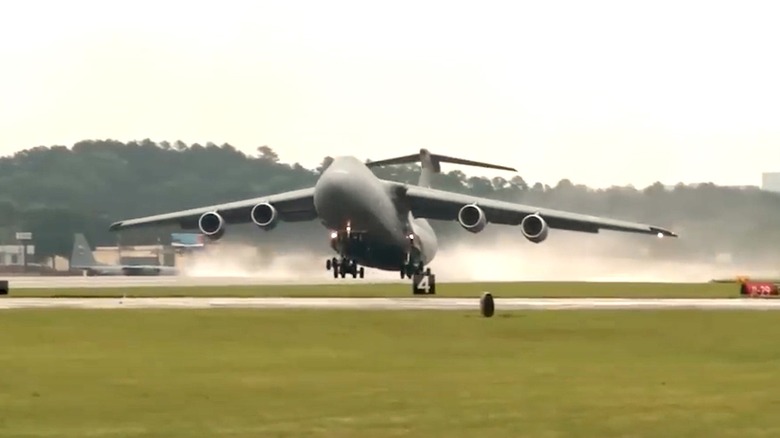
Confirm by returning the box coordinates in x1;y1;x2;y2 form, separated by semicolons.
198;211;225;240
520;213;548;243
251;202;278;230
457;204;487;233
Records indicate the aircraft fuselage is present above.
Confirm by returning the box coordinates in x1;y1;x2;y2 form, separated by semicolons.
77;266;178;276
313;156;437;271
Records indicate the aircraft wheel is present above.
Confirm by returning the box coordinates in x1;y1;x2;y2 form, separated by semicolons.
359;267;365;278
425;267;431;276
333;267;339;278
326;259;332;270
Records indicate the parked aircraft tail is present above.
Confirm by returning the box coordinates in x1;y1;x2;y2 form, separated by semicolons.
367;148;516;187
71;233;101;268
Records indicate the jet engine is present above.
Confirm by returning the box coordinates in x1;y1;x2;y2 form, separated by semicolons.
457;204;487;233
250;202;279;230
198;211;225;240
520;213;549;243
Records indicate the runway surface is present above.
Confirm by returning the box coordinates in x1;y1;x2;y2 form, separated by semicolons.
2;297;780;310
6;275;395;289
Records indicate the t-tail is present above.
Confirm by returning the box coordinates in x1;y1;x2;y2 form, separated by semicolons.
366;148;517;188
71;233;101;268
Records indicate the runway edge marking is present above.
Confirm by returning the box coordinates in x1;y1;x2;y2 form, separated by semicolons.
3;297;780;310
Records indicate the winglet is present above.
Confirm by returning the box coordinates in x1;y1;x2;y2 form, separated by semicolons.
651;226;678;238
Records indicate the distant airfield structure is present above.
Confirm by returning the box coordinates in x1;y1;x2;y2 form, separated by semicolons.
0;232;206;275
90;232;206;270
762;172;780;193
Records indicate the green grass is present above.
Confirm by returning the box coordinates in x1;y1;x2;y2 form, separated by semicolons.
10;281;741;298
1;309;780;437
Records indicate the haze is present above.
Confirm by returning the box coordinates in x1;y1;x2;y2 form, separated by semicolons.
180;230;780;283
1;0;778;188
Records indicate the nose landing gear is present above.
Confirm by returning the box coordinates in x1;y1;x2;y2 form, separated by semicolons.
326;228;367;279
326;256;365;279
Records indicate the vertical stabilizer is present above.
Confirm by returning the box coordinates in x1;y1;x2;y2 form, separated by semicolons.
71;233;100;268
417;148;439;188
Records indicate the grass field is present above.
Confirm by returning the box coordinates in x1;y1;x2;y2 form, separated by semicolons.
1;308;780;437
10;281;742;298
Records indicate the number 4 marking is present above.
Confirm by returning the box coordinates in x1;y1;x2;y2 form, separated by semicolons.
417;275;430;292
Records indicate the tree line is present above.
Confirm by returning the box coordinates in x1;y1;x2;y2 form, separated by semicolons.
0;139;778;265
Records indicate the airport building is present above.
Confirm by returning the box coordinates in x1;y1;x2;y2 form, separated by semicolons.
92;232;206;268
0;231;210;273
0;245;35;266
762;172;780;193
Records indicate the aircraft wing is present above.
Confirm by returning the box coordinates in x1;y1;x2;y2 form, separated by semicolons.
395;184;678;237
109;187;317;231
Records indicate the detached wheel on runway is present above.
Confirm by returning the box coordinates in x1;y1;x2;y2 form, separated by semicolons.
480;292;494;317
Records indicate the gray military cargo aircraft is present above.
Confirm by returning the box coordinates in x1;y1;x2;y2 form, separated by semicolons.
70;233;179;276
109;149;677;290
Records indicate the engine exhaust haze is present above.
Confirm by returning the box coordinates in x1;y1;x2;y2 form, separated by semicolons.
177;227;778;283
428;230;779;283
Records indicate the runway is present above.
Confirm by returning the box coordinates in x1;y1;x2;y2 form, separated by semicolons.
2;297;780;310
6;275;396;289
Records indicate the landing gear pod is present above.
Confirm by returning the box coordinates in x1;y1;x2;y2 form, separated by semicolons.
740;282;779;297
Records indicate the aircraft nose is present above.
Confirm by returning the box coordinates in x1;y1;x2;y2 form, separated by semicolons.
314;168;353;213
316;168;350;195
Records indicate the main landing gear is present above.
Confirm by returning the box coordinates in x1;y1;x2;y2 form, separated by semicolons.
326;256;365;279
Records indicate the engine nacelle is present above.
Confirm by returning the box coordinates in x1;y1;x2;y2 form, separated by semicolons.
198;211;225;240
520;213;549;243
457;204;487;233
250;202;279;230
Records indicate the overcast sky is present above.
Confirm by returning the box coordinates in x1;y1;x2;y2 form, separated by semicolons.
1;0;778;188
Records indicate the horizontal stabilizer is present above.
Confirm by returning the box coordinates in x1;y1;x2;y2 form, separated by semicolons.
366;148;517;187
368;148;516;188
367;148;517;173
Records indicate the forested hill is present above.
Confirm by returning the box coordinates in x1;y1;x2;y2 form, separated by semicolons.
0;139;778;263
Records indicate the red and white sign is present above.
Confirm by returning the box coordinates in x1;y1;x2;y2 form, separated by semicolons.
740;282;779;297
